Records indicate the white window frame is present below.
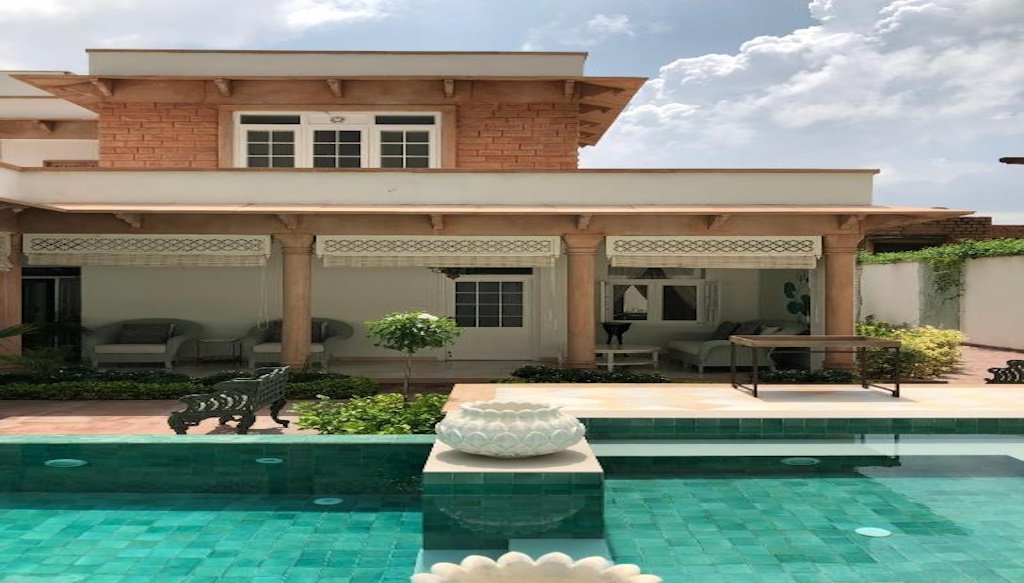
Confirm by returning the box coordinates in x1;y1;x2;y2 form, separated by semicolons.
234;111;440;169
601;278;720;324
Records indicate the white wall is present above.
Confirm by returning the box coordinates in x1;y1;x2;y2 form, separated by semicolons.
963;256;1024;350
0;139;97;167
759;269;806;321
859;262;921;326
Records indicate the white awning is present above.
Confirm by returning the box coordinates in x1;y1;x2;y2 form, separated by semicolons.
606;236;822;269
316;235;561;268
0;232;11;271
23;234;272;267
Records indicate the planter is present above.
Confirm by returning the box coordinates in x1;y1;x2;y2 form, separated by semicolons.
435;400;585;458
412;552;662;583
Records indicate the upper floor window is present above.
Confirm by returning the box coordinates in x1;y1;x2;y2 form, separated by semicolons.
235;112;439;169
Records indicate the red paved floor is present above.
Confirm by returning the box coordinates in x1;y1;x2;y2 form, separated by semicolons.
942;345;1024;384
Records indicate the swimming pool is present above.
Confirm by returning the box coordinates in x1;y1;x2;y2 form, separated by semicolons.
3;434;1024;582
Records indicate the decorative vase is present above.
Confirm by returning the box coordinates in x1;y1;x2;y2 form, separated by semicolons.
412;552;663;583
434;401;585;458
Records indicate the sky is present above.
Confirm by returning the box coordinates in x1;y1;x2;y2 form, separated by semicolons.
0;0;1021;222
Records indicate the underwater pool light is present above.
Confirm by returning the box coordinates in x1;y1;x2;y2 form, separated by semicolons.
855;527;892;538
313;498;343;506
255;457;284;464
44;459;88;468
780;457;821;466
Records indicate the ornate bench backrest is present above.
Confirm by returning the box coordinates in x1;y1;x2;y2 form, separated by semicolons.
212;366;289;411
986;360;1024;384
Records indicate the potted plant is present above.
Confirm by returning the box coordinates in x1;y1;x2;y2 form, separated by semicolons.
365;311;462;397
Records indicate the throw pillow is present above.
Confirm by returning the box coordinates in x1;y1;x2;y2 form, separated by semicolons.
709;321;739;340
119;323;172;344
760;326;783;335
733;321;763;336
266;323;283;342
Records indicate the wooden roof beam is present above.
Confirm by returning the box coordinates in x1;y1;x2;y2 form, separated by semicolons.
88;77;113;97
442;79;455;98
276;214;299;230
838;214;865;230
576;214;592;231
35;120;55;134
113;213;141;228
579;103;612;114
706;214;731;230
579;82;624;98
429;213;445;233
212;78;232;97
326;79;344;98
563;79;576;99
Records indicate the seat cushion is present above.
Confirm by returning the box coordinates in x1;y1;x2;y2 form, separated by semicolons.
709;321;738;340
667;340;705;355
266;322;327;343
734;321;763;335
252;342;325;353
95;343;167;354
118;323;173;344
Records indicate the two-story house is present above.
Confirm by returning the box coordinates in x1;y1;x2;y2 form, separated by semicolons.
0;50;969;371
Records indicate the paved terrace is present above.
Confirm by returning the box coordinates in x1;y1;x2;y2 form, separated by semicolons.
1;384;1023;435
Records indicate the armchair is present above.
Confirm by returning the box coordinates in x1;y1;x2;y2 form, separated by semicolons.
241;318;354;369
83;318;202;370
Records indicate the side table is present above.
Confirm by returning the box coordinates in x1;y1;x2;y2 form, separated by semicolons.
594;344;660;372
197;338;242;364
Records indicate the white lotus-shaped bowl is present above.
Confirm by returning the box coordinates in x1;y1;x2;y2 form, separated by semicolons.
411;552;662;583
435;401;585;458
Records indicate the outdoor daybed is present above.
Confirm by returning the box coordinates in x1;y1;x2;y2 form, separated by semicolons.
666;319;808;374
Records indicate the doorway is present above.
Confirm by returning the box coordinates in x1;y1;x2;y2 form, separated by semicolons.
22;267;82;356
447;273;534;360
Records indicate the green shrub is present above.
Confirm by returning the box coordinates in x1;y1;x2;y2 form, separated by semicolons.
506;365;671;383
0;381;199;400
859;238;1024;295
857;318;965;379
195;370;378;399
294;392;448;434
758;368;856;384
0;367;191;386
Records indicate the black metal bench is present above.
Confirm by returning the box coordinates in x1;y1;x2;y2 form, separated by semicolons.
169;366;290;434
986;360;1024;384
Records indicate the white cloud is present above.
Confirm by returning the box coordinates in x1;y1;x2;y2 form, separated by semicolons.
0;0;402;71
522;13;637;50
584;0;1024;217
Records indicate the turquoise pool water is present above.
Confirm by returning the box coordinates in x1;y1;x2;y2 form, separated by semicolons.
603;455;1024;583
0;494;420;582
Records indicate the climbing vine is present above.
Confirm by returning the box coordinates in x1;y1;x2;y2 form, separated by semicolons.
858;238;1024;296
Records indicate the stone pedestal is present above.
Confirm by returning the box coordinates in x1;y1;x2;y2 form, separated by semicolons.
421;440;604;550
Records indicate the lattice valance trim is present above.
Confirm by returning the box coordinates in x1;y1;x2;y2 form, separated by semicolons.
317;236;561;268
0;232;11;272
607;236;821;269
24;234;272;268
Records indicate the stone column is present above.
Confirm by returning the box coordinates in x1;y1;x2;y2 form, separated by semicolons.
274;234;314;368
563;233;603;368
0;234;21;359
823;234;862;369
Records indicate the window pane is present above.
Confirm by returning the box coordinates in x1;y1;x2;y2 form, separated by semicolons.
502;316;523;328
501;293;522;305
339;131;362;142
501;282;523;293
612;284;648;320
338;144;361;156
375;115;436;125
478;317;500;328
271;157;295;168
478;305;499;317
338;158;361;168
479;293;500;305
272;143;294;155
455;293;476;304
455;305;476;316
248;131;269;142
407;131;429;142
503;304;523;317
406;144;429;156
381;144;403;156
455;282;476;292
313;143;335;155
663;285;698;321
406;157;429;168
271;131;294;142
314;130;335;142
380;157;403;168
247;143;269;155
479;282;500;292
380;131;403;142
455;316;476;327
313;157;336;168
247;157;269;168
240;114;300;125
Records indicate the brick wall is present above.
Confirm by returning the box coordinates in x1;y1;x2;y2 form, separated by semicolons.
97;103;219;168
456;103;579;169
868;217;1024;249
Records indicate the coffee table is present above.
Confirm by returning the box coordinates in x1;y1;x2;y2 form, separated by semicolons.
594;344;660;372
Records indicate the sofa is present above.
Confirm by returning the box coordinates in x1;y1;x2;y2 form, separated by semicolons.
666;319;809;375
83;318;202;370
242;318;354;369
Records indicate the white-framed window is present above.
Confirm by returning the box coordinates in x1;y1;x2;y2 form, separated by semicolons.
235;112;439;168
601;278;720;324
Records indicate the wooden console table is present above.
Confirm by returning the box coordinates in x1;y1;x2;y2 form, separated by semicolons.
729;335;902;398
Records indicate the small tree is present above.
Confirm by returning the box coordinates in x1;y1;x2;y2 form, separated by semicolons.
365;311;462;397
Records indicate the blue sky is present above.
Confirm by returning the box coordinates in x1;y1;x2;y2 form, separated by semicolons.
0;0;1021;222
